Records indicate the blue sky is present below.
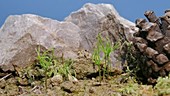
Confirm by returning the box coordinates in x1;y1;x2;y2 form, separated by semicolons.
0;0;170;27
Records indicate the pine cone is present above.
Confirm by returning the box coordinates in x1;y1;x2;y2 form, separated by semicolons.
134;10;170;83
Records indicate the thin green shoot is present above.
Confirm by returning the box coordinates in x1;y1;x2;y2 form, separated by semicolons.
92;33;120;80
57;59;74;80
35;47;54;91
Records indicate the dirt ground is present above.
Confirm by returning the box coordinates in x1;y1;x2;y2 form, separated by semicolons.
0;52;169;96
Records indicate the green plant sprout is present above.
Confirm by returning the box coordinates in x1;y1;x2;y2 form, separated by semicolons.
36;47;53;90
92;33;120;80
92;43;102;80
118;40;142;80
36;46;76;90
57;59;74;80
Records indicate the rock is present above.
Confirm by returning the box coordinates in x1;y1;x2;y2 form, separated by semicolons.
5;84;19;96
51;74;63;85
17;77;29;86
89;87;95;93
68;74;78;83
72;58;95;79
65;3;137;50
60;81;75;93
0;79;6;88
0;3;137;71
65;3;137;71
0;14;81;71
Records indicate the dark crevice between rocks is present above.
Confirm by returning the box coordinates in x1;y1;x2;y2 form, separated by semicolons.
61;87;73;93
86;72;99;79
86;71;122;80
0;68;15;79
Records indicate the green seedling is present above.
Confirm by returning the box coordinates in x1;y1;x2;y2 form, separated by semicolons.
57;59;74;80
92;44;102;80
92;33;120;80
36;47;55;91
119;41;142;82
36;46;75;82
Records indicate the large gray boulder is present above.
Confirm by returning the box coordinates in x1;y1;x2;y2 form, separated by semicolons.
65;3;137;51
0;14;81;71
0;3;137;71
66;3;138;70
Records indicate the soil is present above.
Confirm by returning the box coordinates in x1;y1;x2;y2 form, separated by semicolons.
0;51;169;96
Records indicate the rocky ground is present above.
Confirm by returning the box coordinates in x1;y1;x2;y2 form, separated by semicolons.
0;3;170;96
0;50;170;96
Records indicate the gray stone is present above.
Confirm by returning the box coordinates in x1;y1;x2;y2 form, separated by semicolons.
0;14;81;71
65;3;138;71
65;3;137;51
51;74;63;85
0;3;137;71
